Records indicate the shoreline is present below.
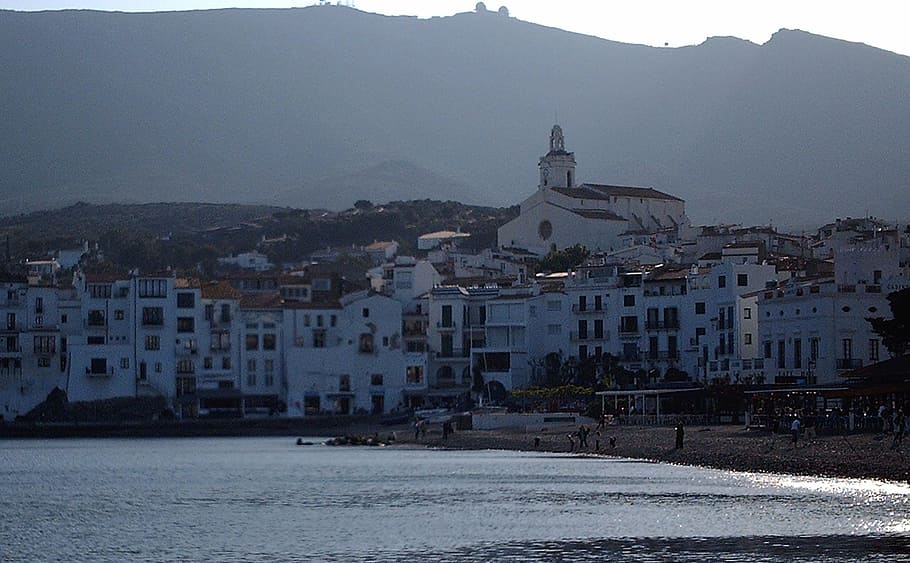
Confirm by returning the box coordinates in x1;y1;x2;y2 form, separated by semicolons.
395;424;910;484
5;419;909;483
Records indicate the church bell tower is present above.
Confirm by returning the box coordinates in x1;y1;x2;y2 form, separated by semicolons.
538;124;576;190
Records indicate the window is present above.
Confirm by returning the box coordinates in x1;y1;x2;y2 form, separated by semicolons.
222;357;231;370
220;304;231;323
317;315;324;328
177;293;195;308
61;314;68;324
339;374;351;392
578;295;587;312
547;324;561;335
145;335;160;350
869;339;880;362
205;304;214;321
695;302;705;315
264;360;274;386
330;315;337;327
382;336;389;347
718;275;726;288
155;362;162;373
87;310;105;326
359;333;375;353
810;338;820;362
35;297;43;314
89;284;112;299
406;366;424;384
142;307;164;326
371;374;384;386
362;308;370;318
138;279;168;298
620;316;638;333
441;305;453;327
263;334;276;350
87;336;104;345
177;359;195;374
763;341;772;359
177;317;194;333
114;310;125;321
744;333;752;345
623;295;635;307
737;274;748;287
578;345;588;360
120;358;129;369
312;330;326;348
37;357;50;368
842;338;853;359
777;340;785;369
204;357;213;369
34;335;55;354
793;338;802;369
211;331;231;351
304;314;311;327
743;307;751;319
246;334;259;350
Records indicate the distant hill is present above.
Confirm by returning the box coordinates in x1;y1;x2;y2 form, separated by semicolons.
1;7;909;227
0;200;518;270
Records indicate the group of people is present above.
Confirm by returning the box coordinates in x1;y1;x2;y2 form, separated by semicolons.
564;424;616;452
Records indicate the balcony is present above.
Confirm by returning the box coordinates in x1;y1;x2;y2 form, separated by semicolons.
645;350;680;361
836;358;863;370
86;366;114;377
571;304;604;314
645;320;680;331
570;331;609;342
618;325;640;338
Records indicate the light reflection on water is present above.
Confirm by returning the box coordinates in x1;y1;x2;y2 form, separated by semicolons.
1;438;908;562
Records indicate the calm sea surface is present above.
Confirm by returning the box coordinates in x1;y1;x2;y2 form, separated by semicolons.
1;437;909;562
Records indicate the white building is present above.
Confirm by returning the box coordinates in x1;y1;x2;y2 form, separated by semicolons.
218;251;274;272
498;125;691;255
758;242;908;385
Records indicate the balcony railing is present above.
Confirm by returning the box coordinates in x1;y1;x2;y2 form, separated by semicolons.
645;350;680;360
836;358;863;370
572;304;604;313
618;324;640;336
645;320;680;331
86;366;114;377
570;331;609;342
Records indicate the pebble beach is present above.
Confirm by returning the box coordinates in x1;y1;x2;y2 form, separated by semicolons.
386;423;910;483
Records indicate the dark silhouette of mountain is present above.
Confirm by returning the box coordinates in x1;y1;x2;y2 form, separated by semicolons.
1;7;908;227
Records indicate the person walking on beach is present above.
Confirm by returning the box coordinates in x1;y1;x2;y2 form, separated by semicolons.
675;421;685;449
567;433;576;451
891;409;905;450
791;416;801;446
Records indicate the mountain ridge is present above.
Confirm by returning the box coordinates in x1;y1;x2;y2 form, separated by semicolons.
1;7;908;228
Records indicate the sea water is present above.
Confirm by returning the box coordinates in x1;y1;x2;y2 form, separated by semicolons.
1;437;908;562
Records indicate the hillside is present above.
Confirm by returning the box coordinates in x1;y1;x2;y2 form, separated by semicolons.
1;7;909;227
1;200;518;271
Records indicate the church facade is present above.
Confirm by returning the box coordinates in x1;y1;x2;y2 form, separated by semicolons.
498;125;691;255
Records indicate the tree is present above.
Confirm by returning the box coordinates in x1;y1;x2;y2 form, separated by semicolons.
867;288;910;357
536;244;589;273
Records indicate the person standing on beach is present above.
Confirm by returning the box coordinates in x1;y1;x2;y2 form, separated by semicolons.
675;421;685;449
567;433;576;451
791;416;801;446
891;409;905;450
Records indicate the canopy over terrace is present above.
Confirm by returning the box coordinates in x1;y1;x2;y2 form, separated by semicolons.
595;388;703;418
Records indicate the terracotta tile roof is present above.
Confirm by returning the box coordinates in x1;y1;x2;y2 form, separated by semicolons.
571;209;627;221
552;184;684;203
240;293;284;310
84;272;127;283
201;281;241;300
282;300;343;310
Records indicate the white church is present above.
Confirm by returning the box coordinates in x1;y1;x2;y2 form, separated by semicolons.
498;125;692;255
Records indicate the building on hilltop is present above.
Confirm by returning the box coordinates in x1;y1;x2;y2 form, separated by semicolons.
498;125;692;255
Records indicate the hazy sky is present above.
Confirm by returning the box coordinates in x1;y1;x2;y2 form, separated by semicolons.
3;1;908;57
